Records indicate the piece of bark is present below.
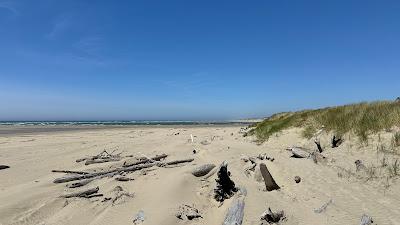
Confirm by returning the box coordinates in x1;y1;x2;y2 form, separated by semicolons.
123;154;168;167
52;170;89;175
259;163;280;191
191;164;216;177
290;147;310;158
222;198;245;225
0;165;10;170
61;187;99;198
360;214;374;225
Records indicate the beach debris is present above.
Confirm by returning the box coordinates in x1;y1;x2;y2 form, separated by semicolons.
201;165;219;180
54;157;193;184
193;149;197;154
52;169;89;175
176;204;202;220
257;153;274;161
75;150;125;165
191;164;216;177
332;135;343;148
0;165;10;170
289;147;311;158
214;161;238;202
133;210;145;224
174;132;180;135
115;176;134;182
223;198;245;225
355;160;367;172
190;134;194;143
260;208;286;224
61;187;101;198
108;186;134;205
260;163;280;191
314;199;333;213
123;154;168;167
314;140;323;153
294;176;301;183
66;172;118;188
360;214;374;225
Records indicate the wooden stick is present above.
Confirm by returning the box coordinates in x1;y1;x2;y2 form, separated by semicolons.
52;170;89;175
0;165;10;170
85;158;121;165
61;187;99;198
123;154;168;167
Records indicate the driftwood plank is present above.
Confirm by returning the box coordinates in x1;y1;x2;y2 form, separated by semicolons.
259;163;280;191
222;198;245;225
290;147;310;158
191;164;216;177
52;170;89;175
61;187;99;198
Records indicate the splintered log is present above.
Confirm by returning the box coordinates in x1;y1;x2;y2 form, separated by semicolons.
222;198;245;225
260;208;285;223
61;187;99;198
360;214;373;225
314;141;323;153
290;147;310;158
259;163;280;191
52;170;89;175
123;154;168;167
0;165;10;170
191;164;216;177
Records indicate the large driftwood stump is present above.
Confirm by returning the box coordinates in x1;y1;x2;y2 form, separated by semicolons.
332;135;343;148
259;163;280;191
222;198;245;225
214;161;237;202
0;165;10;170
61;187;100;198
360;214;373;225
192;164;216;177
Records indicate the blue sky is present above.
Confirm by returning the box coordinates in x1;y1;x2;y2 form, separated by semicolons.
0;0;399;121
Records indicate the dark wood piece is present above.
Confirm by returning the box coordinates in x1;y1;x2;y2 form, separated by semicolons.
259;163;280;191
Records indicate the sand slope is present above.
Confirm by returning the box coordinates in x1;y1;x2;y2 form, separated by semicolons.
0;126;399;225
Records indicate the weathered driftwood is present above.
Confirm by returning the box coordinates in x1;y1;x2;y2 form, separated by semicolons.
54;158;194;184
222;198;245;225
115;176;133;182
61;187;100;198
260;208;285;224
314;199;333;213
123;154;168;167
259;163;280;191
66;172;118;188
201;166;219;180
360;214;373;225
314;141;323;153
191;164;216;177
85;157;121;165
52;170;89;175
0;165;10;170
290;147;310;158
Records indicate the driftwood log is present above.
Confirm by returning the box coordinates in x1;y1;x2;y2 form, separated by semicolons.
222;187;247;225
52;170;89;175
191;164;216;177
259;163;280;191
61;187;100;198
314;141;323;153
66;172;118;188
290;147;310;158
214;161;238;202
85;157;121;165
54;158;194;184
0;165;10;170
360;214;373;225
123;154;168;167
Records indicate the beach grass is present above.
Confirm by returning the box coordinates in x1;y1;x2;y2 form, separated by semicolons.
249;101;400;142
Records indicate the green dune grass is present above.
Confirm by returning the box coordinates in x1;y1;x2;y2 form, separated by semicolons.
249;101;400;142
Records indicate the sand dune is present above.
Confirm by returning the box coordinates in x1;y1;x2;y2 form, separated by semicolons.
0;126;399;225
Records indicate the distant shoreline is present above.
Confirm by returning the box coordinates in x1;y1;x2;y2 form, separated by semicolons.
0;123;250;136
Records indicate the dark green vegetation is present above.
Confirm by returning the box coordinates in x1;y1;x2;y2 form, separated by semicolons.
249;101;400;142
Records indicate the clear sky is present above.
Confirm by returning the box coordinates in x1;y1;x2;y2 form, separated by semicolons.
0;0;399;121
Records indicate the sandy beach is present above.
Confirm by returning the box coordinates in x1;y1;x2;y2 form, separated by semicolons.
0;125;399;225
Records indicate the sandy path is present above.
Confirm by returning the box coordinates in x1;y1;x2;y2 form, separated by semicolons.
0;126;399;225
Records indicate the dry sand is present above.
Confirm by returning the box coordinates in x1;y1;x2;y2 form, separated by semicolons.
0;125;399;225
